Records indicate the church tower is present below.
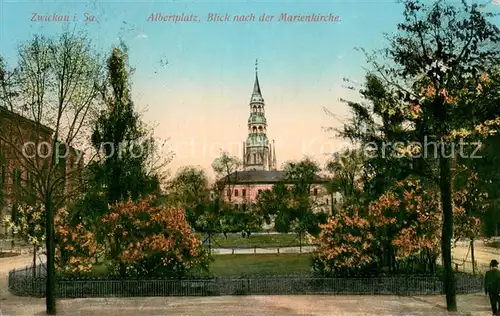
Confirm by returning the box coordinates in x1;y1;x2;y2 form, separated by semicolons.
242;60;276;171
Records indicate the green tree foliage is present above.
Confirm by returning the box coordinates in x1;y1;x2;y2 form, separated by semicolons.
90;45;161;205
167;166;210;229
77;45;167;243
0;32;103;314
331;1;500;310
325;148;365;207
255;158;327;236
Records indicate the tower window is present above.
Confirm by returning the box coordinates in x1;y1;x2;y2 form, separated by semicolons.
253;153;257;163
313;188;318;196
242;189;246;197
253;126;257;133
258;126;263;132
235;189;239;197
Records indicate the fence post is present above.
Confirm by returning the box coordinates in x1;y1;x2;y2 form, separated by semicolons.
254;246;256;254
277;248;280;254
232;249;234;255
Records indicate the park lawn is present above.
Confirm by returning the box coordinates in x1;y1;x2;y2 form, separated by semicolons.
199;233;314;248
88;253;313;277
208;253;313;277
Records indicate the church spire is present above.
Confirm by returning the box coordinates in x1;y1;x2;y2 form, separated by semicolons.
244;60;269;171
251;59;263;103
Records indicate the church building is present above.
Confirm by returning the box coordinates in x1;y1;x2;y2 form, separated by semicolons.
218;62;331;212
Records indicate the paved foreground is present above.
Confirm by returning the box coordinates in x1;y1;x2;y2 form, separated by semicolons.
1;293;493;316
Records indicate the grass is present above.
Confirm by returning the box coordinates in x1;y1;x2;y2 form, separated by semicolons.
199;233;314;248
208;254;312;277
87;253;313;278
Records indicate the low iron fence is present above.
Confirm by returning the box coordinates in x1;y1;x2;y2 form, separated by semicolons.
9;265;483;298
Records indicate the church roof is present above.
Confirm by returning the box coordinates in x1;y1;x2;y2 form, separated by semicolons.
250;72;264;103
218;170;328;185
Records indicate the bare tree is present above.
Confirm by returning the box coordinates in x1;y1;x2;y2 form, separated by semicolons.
212;150;241;203
0;31;104;314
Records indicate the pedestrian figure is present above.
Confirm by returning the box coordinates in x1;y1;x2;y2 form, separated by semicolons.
485;259;500;315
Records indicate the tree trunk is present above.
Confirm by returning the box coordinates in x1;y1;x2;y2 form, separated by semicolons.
299;231;302;254
32;245;37;278
470;238;476;275
45;194;56;314
208;231;212;255
330;191;335;216
440;155;457;312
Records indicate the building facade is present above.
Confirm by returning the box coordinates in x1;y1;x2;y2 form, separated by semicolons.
0;106;83;226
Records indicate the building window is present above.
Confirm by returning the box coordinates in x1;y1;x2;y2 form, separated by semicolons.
258;189;262;194
235;189;239;197
326;198;329;205
242;189;246;197
242;203;247;211
313;188;318;196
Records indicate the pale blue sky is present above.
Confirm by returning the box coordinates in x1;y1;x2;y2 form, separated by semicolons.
1;0;499;177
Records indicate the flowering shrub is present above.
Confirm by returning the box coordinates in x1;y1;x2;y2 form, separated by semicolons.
452;172;485;242
2;204;98;275
100;196;210;277
55;207;99;274
368;180;441;260
315;175;486;275
2;204;45;251
314;207;374;275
